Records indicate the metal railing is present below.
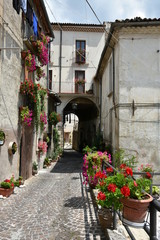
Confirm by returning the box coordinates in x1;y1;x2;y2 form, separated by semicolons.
102;160;160;240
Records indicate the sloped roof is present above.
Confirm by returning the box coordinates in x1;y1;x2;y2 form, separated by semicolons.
51;22;105;32
95;18;160;80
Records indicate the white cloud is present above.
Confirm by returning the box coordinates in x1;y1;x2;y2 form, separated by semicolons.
44;0;160;24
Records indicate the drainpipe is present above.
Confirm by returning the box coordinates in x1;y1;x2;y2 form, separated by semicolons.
59;29;62;93
112;47;115;104
99;78;102;132
47;38;54;90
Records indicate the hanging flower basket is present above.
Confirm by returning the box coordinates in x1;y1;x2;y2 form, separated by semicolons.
8;142;17;155
21;50;28;59
0;129;5;146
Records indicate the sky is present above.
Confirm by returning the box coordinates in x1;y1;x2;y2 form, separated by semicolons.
44;0;160;24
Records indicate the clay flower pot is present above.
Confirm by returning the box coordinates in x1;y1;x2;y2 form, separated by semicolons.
121;194;153;223
0;187;14;197
21;50;28;59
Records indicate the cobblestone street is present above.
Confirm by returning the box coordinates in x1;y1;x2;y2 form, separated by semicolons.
0;150;106;240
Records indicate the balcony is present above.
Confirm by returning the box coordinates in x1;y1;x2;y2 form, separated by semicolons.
75;79;86;93
72;50;89;65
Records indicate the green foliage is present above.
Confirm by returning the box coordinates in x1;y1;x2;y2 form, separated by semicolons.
114;149;137;170
43;157;51;167
0;130;5;141
33;161;38;170
1;182;11;189
49;112;61;126
53;128;60;150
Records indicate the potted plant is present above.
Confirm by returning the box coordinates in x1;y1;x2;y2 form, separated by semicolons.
0;176;15;197
49;112;61;126
38;139;48;155
96;164;153;223
8;142;17;155
0;129;5;146
82;151;111;188
20;106;33;126
32;161;38;175
75;79;86;85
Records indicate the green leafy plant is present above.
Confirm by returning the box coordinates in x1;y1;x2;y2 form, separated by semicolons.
0;129;5;141
12;142;17;154
0;176;15;189
114;149;138;170
33;161;38;171
49;112;61;126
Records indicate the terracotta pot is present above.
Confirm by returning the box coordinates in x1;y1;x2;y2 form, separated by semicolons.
121;194;153;223
0;187;14;197
21;51;28;59
98;208;113;230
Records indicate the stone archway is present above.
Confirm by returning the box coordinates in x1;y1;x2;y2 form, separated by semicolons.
63;97;99;151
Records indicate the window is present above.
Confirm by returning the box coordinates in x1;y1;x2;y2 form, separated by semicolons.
75;70;85;93
76;40;86;64
49;70;52;90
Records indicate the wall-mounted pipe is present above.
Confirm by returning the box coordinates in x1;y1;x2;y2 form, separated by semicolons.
59;29;62;93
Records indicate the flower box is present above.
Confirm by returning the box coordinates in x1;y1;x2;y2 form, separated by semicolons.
0;187;14;197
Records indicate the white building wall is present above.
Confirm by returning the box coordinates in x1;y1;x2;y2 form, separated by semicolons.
118;33;160;167
0;1;23;181
50;29;105;93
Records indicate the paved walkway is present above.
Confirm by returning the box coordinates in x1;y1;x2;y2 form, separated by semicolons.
0;150;106;240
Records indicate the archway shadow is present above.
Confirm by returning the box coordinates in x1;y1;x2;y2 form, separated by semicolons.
50;149;83;174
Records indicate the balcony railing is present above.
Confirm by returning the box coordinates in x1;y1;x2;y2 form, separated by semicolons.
72;50;89;64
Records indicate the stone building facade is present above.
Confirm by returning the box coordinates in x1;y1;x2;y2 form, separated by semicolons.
0;0;57;181
49;23;106;149
95;18;160;169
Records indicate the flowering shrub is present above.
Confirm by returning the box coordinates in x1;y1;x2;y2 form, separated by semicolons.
40;111;47;131
40;33;50;45
138;163;154;179
20;79;47;131
75;79;86;85
36;66;45;81
25;50;36;72
20;106;33;126
82;151;111;187
49;112;61;126
38;140;48;154
32;40;49;66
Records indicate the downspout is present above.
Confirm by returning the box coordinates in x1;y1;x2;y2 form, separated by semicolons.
99;78;102;132
59;29;62;93
112;47;115;105
47;38;54;90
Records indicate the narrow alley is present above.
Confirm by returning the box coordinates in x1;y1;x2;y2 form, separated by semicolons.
0;150;106;240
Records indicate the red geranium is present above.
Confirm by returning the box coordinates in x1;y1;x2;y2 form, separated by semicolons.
107;183;117;192
106;167;113;173
121;186;130;197
146;172;152;179
125;167;133;176
97;191;106;201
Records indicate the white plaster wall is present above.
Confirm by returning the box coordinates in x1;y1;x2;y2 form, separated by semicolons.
50;29;105;93
0;1;23;181
118;33;160;169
